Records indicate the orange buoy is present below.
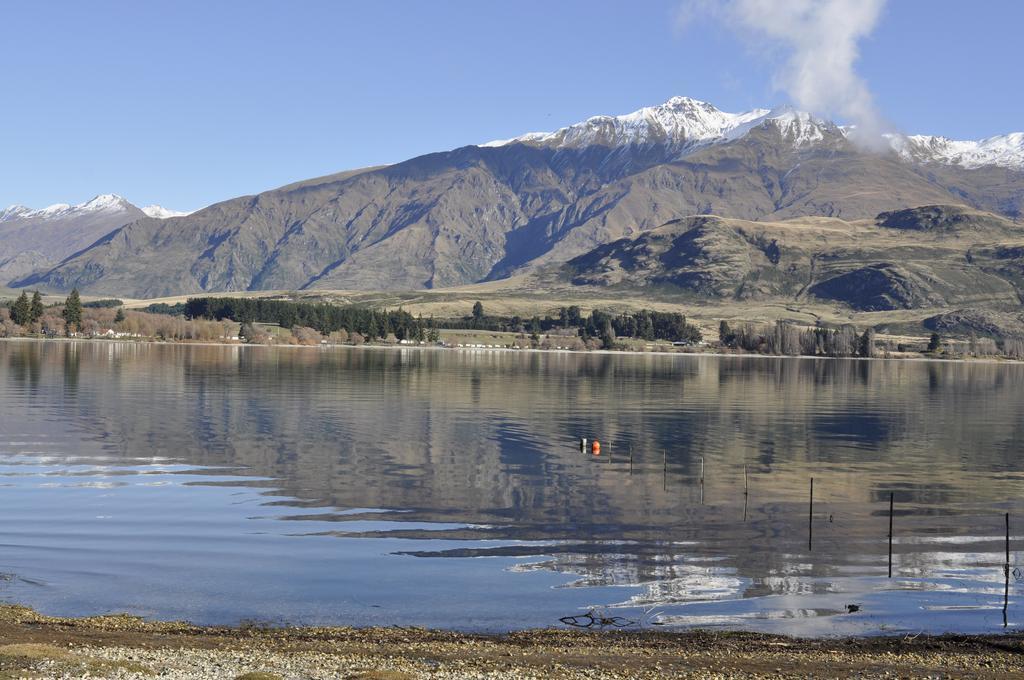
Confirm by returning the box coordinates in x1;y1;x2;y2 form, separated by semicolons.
591;439;601;455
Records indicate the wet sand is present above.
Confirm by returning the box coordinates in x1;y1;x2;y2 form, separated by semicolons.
0;605;1021;679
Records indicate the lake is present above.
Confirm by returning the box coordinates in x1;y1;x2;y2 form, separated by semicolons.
0;339;1021;636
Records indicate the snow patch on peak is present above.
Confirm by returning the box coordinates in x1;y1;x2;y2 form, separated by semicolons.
759;108;833;146
482;97;771;151
479;95;1022;171
142;205;192;219
35;203;72;216
2;194;143;221
887;132;1024;170
0;205;31;222
718;106;830;146
479;132;548;148
82;194;131;212
479;97;847;154
2;194;194;222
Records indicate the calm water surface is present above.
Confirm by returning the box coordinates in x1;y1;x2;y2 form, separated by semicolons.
0;340;1022;635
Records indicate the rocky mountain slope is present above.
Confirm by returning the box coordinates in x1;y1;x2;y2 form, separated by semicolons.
563;205;1024;314
0;195;186;283
12;97;1024;298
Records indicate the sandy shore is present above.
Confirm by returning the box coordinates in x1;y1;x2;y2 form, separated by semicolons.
0;605;1021;679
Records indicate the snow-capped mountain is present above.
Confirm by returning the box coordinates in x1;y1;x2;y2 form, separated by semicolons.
481;97;842;152
483;96;1024;171
0;194;188;223
888;132;1024;170
482;96;773;150
9;95;1024;298
0;193;132;223
0;194;187;284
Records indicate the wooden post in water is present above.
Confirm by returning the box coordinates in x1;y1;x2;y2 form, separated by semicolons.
888;492;894;578
1004;512;1011;627
808;477;814;552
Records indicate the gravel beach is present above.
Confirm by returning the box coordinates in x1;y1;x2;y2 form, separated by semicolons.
0;605;1021;679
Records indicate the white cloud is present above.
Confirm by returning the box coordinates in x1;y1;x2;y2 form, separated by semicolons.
677;0;889;147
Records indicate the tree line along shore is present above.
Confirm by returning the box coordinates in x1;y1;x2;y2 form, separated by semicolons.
2;289;1023;361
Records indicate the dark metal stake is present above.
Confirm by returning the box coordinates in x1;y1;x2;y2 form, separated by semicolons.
808;477;814;552
888;492;894;578
743;464;749;522
700;456;705;505
1004;512;1010;627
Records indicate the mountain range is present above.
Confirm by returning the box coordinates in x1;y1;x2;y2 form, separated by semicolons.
6;97;1024;307
0;195;188;284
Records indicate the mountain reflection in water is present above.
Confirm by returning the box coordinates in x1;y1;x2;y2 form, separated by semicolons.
0;340;1021;635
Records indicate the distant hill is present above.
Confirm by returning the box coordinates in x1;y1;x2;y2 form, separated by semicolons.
563;205;1024;314
10;97;1024;299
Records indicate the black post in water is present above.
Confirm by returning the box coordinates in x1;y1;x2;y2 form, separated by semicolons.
1004;512;1010;627
808;477;814;552
743;464;749;523
888;492;894;578
700;457;705;505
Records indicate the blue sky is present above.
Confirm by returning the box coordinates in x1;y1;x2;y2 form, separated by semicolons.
1;0;1021;211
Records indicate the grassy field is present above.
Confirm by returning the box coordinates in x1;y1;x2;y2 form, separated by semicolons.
101;277;954;346
437;329;522;347
5;272;968;348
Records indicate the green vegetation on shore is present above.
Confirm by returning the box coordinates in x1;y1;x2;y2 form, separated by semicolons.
2;290;1023;360
183;296;702;348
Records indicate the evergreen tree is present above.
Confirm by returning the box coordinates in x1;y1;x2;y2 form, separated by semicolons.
719;320;733;345
859;328;876;358
472;301;484;324
641;315;655;341
29;291;44;322
366;314;381;340
114;308;126;323
600;321;615;349
928;332;942;353
11;292;31;326
62;289;83;332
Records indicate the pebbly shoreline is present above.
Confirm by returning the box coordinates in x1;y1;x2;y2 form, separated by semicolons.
0;605;1021;679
